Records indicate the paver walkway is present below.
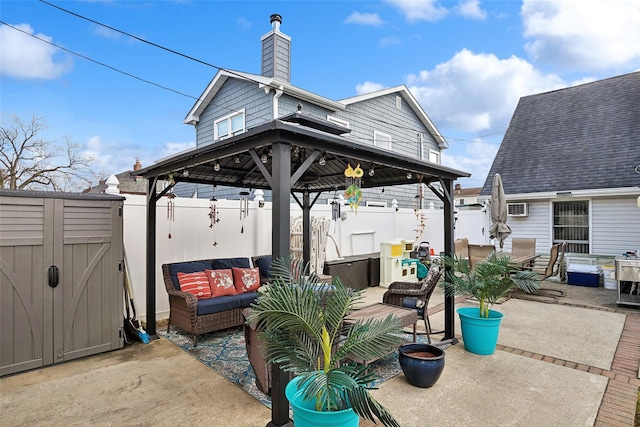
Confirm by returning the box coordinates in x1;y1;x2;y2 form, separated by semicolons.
430;299;640;427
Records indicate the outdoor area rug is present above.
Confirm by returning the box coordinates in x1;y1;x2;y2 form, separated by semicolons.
159;326;436;408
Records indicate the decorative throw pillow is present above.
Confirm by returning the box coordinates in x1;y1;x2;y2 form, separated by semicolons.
206;269;237;297
232;267;261;293
177;271;212;299
254;256;272;279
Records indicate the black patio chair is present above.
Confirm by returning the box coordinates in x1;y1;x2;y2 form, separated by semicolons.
382;265;443;343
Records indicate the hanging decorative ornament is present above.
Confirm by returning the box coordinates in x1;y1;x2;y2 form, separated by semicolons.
208;194;220;246
331;188;341;222
344;163;363;213
167;191;176;239
414;177;426;240
239;189;250;233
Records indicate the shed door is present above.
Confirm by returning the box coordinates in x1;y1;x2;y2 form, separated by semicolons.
0;196;53;375
55;198;123;362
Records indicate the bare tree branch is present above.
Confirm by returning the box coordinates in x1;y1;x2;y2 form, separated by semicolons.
1;114;97;191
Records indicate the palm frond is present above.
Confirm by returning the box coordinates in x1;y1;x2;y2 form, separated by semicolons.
439;252;541;316
334;315;403;364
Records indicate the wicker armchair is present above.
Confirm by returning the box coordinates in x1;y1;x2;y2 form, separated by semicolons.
382;265;443;343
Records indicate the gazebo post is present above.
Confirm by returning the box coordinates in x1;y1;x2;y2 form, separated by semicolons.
302;190;311;267
268;142;294;427
145;178;157;337
441;178;456;340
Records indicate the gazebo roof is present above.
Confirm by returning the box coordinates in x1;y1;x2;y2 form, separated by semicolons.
135;114;469;191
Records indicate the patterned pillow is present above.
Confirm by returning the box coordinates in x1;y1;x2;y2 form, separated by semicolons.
232;267;261;293
177;271;212;299
206;269;237;297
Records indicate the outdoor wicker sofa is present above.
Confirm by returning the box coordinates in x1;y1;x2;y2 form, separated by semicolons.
162;257;260;346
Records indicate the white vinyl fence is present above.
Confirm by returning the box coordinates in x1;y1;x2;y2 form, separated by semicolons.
122;194;486;321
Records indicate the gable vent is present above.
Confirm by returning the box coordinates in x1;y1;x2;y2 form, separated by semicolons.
507;202;528;217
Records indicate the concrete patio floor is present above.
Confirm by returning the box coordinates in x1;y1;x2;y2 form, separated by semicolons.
2;280;639;427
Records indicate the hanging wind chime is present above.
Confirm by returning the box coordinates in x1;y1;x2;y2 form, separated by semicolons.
413;176;426;240
331;187;341;221
167;191;176;239
239;189;250;233
208;192;221;246
344;163;363;213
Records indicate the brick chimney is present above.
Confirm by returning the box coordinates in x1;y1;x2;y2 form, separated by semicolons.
133;158;142;171
261;14;291;82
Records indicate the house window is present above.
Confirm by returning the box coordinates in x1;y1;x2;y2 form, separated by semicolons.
373;131;392;150
428;149;440;164
214;110;245;140
553;200;589;254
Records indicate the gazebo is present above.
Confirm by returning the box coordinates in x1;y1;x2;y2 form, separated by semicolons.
135;112;470;426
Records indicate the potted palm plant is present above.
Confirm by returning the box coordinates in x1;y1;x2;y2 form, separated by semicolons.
439;252;539;355
247;257;403;427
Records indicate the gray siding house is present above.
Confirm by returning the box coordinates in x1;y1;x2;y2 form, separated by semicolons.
176;15;447;208
480;72;640;257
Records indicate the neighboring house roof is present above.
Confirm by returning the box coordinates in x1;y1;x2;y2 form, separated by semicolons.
481;71;640;196
339;85;447;149
183;69;345;125
454;186;482;198
85;170;148;195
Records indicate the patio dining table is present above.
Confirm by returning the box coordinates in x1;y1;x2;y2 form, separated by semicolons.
501;252;540;269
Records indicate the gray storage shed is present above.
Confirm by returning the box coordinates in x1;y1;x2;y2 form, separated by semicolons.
0;190;125;376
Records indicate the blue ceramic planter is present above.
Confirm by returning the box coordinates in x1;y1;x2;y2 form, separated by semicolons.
457;307;504;355
285;376;359;427
398;343;445;388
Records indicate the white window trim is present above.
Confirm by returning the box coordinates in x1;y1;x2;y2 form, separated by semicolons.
327;115;350;129
549;198;591;254
428;149;440;164
214;109;245;141
373;130;392;150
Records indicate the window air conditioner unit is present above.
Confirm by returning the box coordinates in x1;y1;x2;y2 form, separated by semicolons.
507;202;528;217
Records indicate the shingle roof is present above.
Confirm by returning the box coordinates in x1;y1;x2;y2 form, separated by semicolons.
85;171;148;195
481;72;640;196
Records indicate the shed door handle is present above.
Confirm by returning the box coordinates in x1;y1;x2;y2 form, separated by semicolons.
48;265;59;288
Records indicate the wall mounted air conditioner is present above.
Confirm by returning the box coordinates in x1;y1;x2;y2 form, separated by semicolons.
507;202;528;217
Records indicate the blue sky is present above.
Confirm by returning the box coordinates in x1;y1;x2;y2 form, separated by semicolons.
2;0;639;189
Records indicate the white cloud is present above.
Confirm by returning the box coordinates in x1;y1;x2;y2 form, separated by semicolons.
83;135;195;177
0;23;73;79
158;141;196;159
92;25;121;40
456;0;487;20
406;48;565;133
237;17;252;31
385;0;448;22
522;0;640;71
441;139;498;185
355;81;385;95
344;12;383;26
379;36;402;47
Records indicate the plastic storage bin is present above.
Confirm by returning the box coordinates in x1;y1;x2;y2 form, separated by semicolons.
567;264;601;287
601;265;616;290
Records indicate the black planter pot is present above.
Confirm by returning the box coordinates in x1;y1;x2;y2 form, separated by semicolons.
398;343;445;388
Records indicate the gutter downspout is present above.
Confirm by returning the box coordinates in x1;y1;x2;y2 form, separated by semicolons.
260;84;284;119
